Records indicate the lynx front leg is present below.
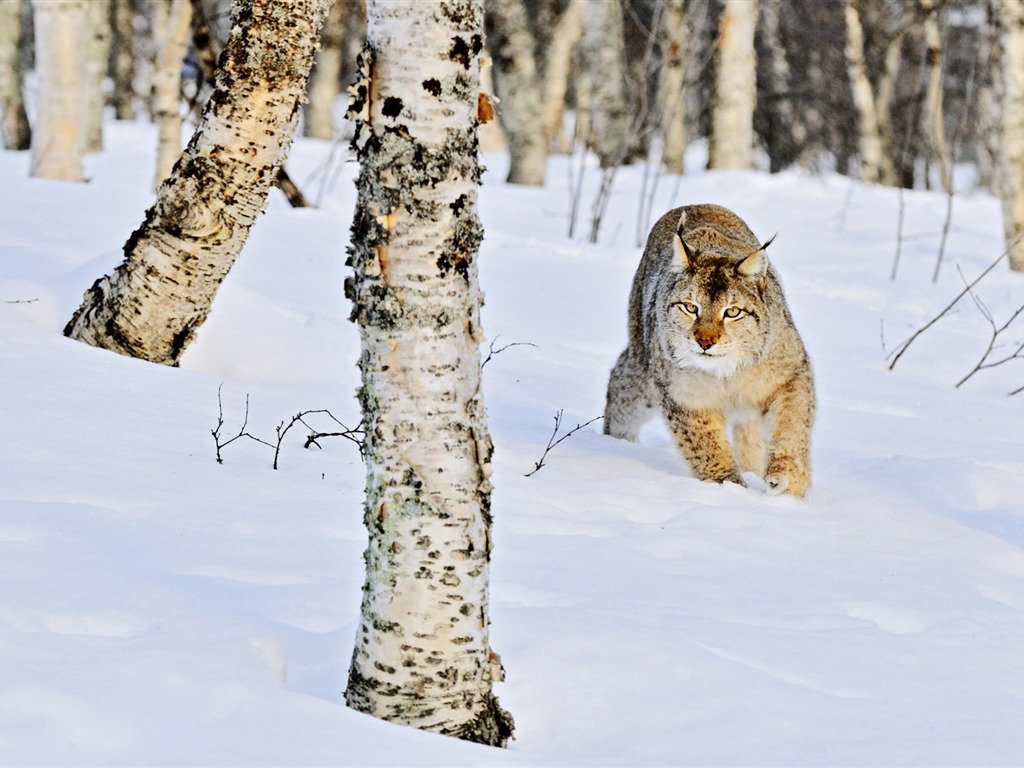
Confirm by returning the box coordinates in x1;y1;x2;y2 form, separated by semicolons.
663;403;743;486
764;373;815;497
604;349;655;442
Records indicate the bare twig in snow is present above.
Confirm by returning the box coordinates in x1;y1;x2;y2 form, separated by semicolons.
954;277;1024;388
211;384;274;464
887;235;1024;370
481;336;538;369
525;410;602;477
212;386;363;467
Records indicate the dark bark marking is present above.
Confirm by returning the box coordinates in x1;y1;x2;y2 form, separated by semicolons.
422;78;442;97
382;96;404;118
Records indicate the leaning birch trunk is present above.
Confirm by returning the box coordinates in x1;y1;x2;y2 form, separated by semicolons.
920;0;951;193
151;0;192;189
64;0;330;364
707;0;757;170
843;0;896;185
579;0;628;168
344;0;514;746
30;0;88;182
485;0;547;184
85;0;112;153
0;0;31;150
997;0;1024;271
303;0;346;140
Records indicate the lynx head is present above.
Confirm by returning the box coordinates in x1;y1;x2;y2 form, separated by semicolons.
657;213;776;378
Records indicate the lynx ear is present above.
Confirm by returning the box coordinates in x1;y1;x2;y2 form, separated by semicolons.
673;233;696;269
737;248;768;280
737;233;776;280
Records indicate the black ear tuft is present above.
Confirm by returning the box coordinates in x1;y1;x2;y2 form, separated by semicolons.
760;232;778;251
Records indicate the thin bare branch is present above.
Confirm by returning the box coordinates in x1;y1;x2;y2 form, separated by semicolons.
525;410;602;477
887;235;1024;370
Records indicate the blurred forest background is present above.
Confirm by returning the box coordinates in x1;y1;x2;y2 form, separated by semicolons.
2;0;1023;267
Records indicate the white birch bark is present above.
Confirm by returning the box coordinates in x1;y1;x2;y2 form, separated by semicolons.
344;0;513;745
975;0;1001;194
580;0;628;168
0;0;31;150
303;0;346;140
540;0;584;155
29;0;88;182
85;0;111;153
64;0;331;364
485;0;547;184
658;0;687;174
151;0;192;189
997;0;1024;271
707;0;757;170
920;0;951;193
843;0;897;185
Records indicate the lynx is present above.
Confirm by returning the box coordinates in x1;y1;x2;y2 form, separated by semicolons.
604;204;815;496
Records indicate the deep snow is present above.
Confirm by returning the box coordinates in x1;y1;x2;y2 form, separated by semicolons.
2;120;1024;766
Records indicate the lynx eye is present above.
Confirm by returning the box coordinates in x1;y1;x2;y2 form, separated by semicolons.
677;301;699;316
723;306;744;319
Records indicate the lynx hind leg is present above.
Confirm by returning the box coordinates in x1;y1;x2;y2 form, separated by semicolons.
732;418;767;477
604;350;655;442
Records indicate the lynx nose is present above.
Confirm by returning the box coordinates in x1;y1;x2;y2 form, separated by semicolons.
694;331;718;351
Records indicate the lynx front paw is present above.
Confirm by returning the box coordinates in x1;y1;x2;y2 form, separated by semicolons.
765;457;809;497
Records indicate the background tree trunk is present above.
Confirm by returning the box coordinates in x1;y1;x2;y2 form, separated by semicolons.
540;0;584;155
111;0;138;121
85;0;112;153
485;0;547;184
759;0;806;172
843;0;897;185
64;0;330;364
579;0;628;169
30;0;88;182
658;0;687;174
708;0;757;170
344;0;514;746
920;0;951;193
151;0;192;189
997;0;1024;271
0;0;31;150
303;0;346;140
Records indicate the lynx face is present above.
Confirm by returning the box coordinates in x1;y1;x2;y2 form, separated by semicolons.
658;235;771;379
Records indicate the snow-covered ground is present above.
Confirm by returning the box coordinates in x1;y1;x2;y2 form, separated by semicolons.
2;120;1024;765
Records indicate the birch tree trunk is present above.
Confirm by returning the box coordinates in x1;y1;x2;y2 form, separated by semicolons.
997;0;1024;271
580;0;628;169
111;0;137;121
343;0;514;746
85;0;112;153
0;0;31;150
658;0;687;175
843;0;897;185
919;0;951;194
707;0;757;170
540;0;584;155
64;0;330;364
485;0;547;184
303;0;346;140
759;0;806;172
151;0;192;189
30;0;88;182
